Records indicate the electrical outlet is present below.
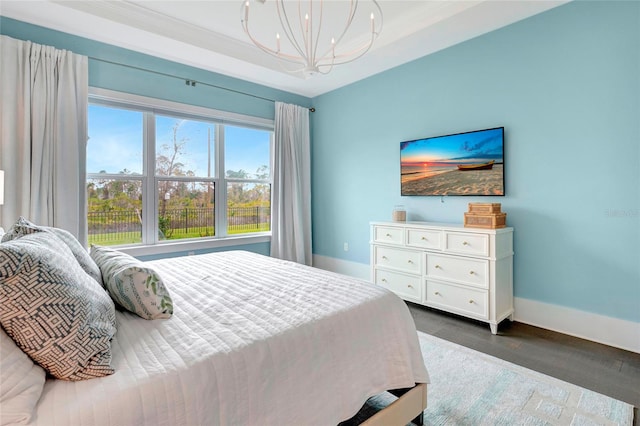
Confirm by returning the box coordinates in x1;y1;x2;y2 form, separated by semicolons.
343;242;349;252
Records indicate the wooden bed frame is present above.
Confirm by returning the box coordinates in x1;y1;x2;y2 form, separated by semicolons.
363;383;428;426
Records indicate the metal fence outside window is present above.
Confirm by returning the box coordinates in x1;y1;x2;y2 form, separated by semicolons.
88;210;142;244
88;207;270;245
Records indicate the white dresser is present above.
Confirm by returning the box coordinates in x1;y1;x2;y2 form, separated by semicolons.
370;221;514;334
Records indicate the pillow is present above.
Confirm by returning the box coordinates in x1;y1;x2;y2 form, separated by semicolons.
0;328;46;425
0;232;116;381
0;216;34;242
91;245;173;320
1;217;103;286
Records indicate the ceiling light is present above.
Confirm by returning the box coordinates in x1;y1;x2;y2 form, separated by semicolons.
241;0;383;78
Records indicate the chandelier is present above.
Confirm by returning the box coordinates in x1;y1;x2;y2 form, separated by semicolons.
241;0;383;78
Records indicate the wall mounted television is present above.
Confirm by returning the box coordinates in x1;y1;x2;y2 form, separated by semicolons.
400;127;505;196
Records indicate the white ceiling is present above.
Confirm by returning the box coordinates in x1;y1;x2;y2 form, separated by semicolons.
0;0;568;98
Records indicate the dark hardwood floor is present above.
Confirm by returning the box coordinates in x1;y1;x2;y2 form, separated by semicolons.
407;302;640;425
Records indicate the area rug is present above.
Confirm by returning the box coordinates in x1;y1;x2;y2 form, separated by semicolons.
343;332;634;425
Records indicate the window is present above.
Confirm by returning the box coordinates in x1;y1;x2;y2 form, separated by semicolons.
87;90;273;247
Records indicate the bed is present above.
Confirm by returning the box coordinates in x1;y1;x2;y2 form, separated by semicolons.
1;224;429;426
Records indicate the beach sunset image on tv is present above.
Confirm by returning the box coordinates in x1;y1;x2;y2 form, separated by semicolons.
400;127;504;196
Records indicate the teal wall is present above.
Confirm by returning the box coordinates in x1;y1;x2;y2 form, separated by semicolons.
311;1;640;322
1;17;312;259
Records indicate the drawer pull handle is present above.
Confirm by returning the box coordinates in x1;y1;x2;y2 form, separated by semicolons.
407;260;413;264
469;299;474;304
407;284;413;289
435;265;441;269
381;278;387;283
386;233;392;237
463;241;469;246
382;256;388;260
469;270;475;275
421;237;427;241
434;291;440;296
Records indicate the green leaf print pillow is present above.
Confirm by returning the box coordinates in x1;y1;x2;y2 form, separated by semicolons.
90;245;173;320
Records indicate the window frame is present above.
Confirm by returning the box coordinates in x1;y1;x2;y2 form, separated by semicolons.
87;88;274;257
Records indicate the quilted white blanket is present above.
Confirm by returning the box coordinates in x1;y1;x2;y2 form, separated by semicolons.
31;251;428;425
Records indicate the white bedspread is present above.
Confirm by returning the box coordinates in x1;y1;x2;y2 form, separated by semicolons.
30;251;428;425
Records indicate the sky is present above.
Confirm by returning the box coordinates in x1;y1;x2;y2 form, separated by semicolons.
400;127;504;165
87;104;272;179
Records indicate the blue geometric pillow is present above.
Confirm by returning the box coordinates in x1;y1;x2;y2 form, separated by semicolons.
90;245;173;320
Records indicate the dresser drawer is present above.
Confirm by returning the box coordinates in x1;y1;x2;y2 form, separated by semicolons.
426;253;488;288
375;269;422;302
373;226;405;245
407;228;442;250
375;246;421;274
445;232;489;257
426;281;488;319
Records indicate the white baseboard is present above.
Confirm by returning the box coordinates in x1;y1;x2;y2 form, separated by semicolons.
312;255;640;354
513;297;640;354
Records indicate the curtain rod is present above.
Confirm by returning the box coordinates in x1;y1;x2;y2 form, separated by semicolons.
88;56;315;112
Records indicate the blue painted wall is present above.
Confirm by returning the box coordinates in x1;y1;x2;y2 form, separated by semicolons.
311;1;640;322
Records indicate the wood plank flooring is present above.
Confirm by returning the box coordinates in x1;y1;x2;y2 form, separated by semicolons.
407;302;640;425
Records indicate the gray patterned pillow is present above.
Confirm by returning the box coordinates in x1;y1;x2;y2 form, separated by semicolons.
91;245;173;320
1;217;103;286
0;232;116;381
